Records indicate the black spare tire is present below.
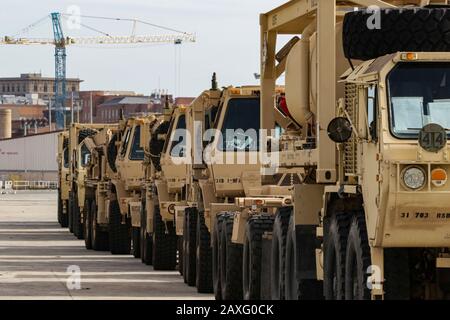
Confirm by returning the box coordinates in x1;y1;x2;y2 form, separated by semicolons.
343;7;450;61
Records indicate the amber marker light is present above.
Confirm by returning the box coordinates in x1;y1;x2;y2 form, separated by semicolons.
401;52;418;61
431;168;448;187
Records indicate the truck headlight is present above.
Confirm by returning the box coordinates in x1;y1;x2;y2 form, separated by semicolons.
402;166;426;190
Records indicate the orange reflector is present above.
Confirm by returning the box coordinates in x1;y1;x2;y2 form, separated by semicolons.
402;52;418;61
431;168;448;187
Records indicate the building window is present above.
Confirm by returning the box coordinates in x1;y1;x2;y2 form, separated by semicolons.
72;86;76;92
34;84;38;92
44;84;48;92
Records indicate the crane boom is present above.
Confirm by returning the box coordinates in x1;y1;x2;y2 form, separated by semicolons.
0;34;196;46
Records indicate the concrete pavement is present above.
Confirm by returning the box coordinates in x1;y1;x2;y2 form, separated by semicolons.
0;191;213;300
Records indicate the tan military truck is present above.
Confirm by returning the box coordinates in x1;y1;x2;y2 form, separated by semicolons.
140;105;187;270
57;131;70;228
173;77;222;291
68;124;103;239
101;116;155;255
81;125;119;251
176;82;287;298
223;0;450;300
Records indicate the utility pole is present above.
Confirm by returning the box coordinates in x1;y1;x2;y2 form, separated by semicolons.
48;99;52;132
71;92;74;124
90;92;93;124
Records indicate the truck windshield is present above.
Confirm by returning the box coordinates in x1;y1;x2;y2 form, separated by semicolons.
219;98;260;151
130;125;144;161
388;62;450;138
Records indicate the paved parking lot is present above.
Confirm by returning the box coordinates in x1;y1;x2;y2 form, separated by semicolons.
0;191;212;300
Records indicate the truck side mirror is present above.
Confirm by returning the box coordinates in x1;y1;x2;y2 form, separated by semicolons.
327;117;352;143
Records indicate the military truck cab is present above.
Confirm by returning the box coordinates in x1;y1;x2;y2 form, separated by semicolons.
326;52;450;299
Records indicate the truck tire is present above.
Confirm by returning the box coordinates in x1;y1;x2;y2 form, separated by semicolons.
220;213;243;300
152;206;177;270
243;214;274;300
72;193;84;240
57;189;63;226
84;199;92;249
212;213;225;300
108;199;131;255
61;200;69;228
183;208;197;286
285;215;323;300
178;236;183;276
91;199;109;251
68;192;74;233
271;207;291;300
323;208;351;300
196;211;213;293
384;249;410;300
132;227;141;258
140;202;152;265
345;211;371;300
343;7;450;61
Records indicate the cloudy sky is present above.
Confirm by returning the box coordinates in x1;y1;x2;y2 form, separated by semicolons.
0;0;287;97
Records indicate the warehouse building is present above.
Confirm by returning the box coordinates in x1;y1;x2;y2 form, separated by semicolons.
0;131;59;181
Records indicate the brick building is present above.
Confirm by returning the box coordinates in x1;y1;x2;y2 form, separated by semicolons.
0;105;49;137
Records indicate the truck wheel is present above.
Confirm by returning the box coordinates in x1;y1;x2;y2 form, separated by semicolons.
72;193;84;240
323;209;351;300
132;227;141;258
285;215;323;300
68;192;74;233
84;199;92;249
61;200;69;228
108;199;131;255
183;208;197;286
343;7;450;61
178;236;183;276
140;200;152;265
243;214;274;300
220;213;243;300
57;189;63;226
271;207;291;300
196;211;213;293
152;206;177;270
345;211;371;300
91;199;109;251
212;213;225;300
384;249;410;300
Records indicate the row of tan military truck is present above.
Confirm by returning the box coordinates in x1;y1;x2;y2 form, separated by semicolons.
57;0;450;300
